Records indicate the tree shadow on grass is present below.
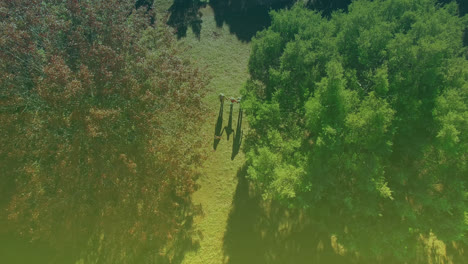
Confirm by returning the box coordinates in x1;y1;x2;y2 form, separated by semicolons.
165;0;296;42
0;233;62;264
154;205;203;264
167;0;207;39
166;0;466;44
0;195;202;264
0;161;70;263
223;165;354;264
209;0;295;42
208;0;356;42
0;216;79;264
0;158;202;264
222;166;468;264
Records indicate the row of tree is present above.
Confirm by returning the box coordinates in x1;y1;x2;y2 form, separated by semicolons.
243;0;467;261
0;0;208;262
165;0;467;42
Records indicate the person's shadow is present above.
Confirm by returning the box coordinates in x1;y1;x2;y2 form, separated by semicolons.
231;107;243;160
225;103;234;141
213;100;224;150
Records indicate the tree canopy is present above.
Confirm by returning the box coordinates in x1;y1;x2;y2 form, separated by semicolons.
0;0;208;262
243;0;468;260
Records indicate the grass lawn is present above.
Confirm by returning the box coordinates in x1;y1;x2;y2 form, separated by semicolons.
166;3;351;264
176;6;251;264
171;4;349;264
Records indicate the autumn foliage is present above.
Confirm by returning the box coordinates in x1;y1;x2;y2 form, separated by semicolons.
0;0;208;262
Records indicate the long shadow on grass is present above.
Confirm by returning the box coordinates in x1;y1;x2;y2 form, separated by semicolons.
209;0;294;42
223;165;352;264
222;167;468;264
213;100;224;150
165;0;355;42
230;107;242;160
209;0;355;42
166;0;295;42
166;0;466;44
167;0;207;39
224;103;234;141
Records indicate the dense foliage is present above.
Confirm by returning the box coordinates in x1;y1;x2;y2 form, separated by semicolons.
243;0;468;260
0;0;208;262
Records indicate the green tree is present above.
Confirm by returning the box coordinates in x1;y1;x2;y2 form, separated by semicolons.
0;0;208;262
243;0;468;261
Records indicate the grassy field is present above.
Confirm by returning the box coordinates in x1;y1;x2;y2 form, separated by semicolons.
171;4;350;264
175;6;251;264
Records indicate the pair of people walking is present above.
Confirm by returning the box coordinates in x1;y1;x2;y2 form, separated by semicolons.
213;93;243;160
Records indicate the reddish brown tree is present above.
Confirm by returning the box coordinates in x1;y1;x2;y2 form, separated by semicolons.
0;0;208;262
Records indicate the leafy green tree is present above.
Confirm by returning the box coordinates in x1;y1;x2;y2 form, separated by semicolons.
0;0;208;262
243;0;468;261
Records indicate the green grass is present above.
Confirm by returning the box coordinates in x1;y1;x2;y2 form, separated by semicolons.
176;6;251;264
171;5;352;264
172;5;351;264
178;10;251;108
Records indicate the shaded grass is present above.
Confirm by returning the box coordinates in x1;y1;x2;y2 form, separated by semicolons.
0;215;78;264
0;233;60;263
222;166;353;264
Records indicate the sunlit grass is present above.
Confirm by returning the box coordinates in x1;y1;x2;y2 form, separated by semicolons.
176;6;251;264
